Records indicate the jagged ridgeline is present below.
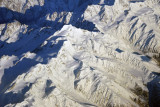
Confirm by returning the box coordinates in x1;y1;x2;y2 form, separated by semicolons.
0;0;160;107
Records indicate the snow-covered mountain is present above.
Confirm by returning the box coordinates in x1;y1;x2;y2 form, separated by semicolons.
0;0;160;107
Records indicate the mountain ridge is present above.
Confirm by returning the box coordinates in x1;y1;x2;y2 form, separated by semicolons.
0;0;160;107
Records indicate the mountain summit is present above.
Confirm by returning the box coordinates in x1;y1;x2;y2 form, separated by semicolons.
0;0;160;107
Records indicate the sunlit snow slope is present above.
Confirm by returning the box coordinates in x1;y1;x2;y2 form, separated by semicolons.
0;0;160;107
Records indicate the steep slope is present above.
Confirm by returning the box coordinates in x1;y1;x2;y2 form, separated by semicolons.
0;0;160;107
84;0;160;56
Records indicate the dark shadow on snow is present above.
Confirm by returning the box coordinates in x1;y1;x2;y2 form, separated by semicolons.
115;48;124;53
140;56;151;62
129;0;145;3
0;83;33;106
147;72;160;107
0;0;115;106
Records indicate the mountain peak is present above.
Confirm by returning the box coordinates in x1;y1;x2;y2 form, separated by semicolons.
0;0;160;107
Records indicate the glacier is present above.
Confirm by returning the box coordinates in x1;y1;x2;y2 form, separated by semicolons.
0;0;160;107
